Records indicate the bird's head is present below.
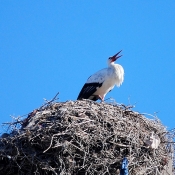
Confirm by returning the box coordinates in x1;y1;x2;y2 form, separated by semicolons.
108;50;122;65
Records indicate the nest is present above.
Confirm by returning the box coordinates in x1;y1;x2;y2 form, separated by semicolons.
0;99;174;175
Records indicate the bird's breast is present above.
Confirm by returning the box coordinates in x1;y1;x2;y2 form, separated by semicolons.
112;64;124;87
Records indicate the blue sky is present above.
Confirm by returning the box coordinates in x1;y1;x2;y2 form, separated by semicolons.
0;1;175;134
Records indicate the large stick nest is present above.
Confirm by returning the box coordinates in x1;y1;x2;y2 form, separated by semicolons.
0;99;174;175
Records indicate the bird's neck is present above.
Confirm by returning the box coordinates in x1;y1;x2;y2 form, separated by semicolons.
108;62;115;68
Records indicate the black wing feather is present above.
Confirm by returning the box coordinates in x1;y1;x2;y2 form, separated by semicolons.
77;82;103;101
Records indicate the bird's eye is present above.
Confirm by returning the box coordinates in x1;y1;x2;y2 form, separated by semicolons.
108;57;112;60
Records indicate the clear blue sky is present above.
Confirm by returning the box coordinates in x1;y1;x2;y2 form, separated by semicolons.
0;1;175;134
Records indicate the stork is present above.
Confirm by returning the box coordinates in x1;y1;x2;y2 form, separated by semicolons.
77;50;124;101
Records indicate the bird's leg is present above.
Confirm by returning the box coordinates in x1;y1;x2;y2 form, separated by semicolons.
95;95;104;102
99;95;104;102
91;95;104;102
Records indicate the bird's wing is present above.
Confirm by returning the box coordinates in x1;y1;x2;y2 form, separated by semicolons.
86;68;108;83
77;82;103;100
77;68;108;100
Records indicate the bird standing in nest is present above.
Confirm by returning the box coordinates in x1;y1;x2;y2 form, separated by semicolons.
77;50;124;101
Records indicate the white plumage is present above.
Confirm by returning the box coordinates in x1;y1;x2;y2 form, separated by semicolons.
77;50;124;101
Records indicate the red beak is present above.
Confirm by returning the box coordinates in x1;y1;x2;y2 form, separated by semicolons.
111;50;122;62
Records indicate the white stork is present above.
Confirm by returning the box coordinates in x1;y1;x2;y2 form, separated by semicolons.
77;50;124;101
